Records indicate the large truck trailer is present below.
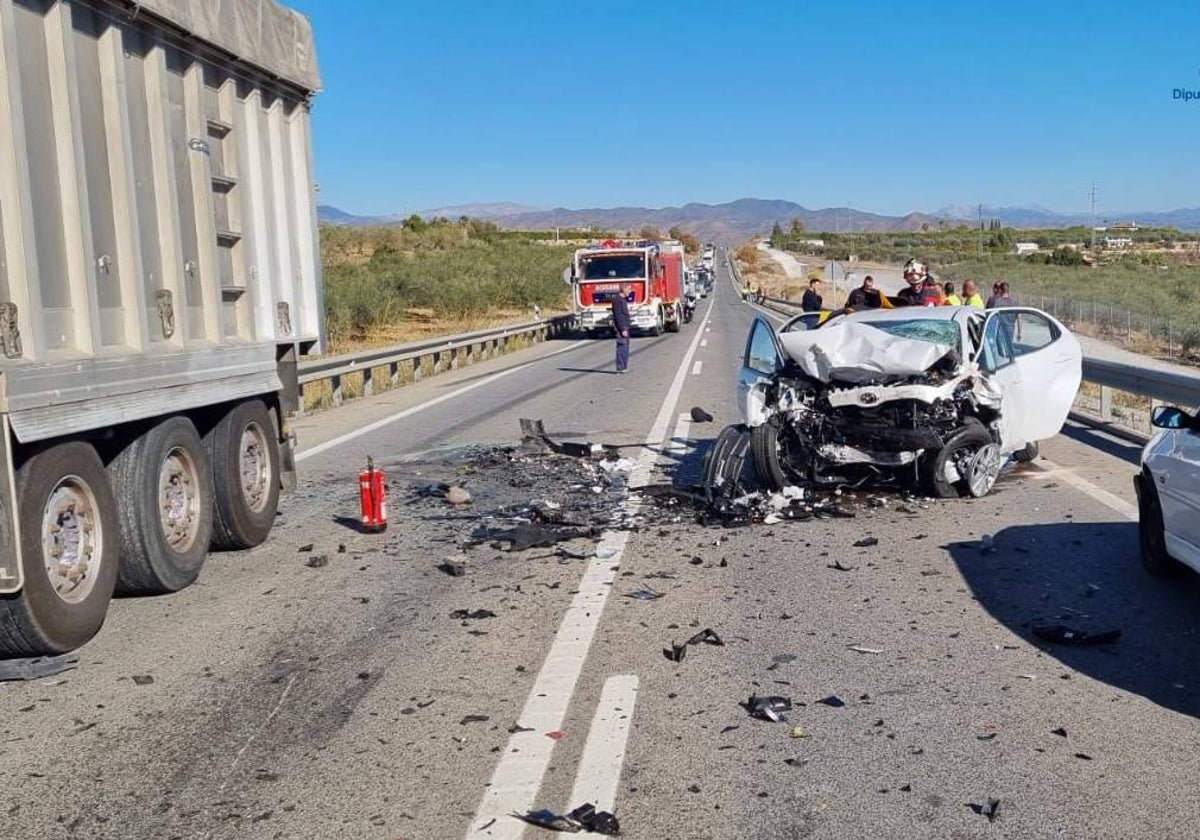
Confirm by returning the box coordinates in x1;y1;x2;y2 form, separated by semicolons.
0;0;322;655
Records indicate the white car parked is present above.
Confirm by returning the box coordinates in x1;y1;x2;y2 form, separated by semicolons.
1136;405;1200;575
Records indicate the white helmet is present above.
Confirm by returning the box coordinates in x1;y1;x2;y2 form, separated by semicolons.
903;258;928;287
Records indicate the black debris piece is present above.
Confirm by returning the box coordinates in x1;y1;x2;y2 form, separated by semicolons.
417;481;453;499
1051;727;1068;738
900;784;912;792
968;798;1001;822
0;654;78;682
460;714;490;725
644;570;676;580
977;733;997;741
663;642;687;663
690;406;715;423
475;523;597;552
1032;625;1122;646
827;559;854;572
450;609;497;620
742;694;793;722
771;653;798;664
297;543;314;553
853;537;879;548
1074;753;1093;761
687;628;725;647
439;561;467;577
720;725;739;735
519;418;618;460
566;804;620;836
817;694;846;708
625;588;663;601
508;723;534;734
514;809;582;833
306;555;329;568
783;758;806;768
131;674;155;686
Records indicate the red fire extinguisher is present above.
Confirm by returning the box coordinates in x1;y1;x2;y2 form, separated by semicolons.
359;456;387;532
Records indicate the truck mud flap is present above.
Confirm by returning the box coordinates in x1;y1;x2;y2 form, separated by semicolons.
0;418;22;592
701;424;751;502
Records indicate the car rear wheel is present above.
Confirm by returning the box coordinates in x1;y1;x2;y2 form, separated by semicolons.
1138;474;1181;577
1012;441;1039;463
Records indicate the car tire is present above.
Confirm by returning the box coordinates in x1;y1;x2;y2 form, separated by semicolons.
0;442;120;656
1013;441;1039;463
751;421;793;491
1137;473;1181;577
924;424;999;499
205;400;281;551
111;416;214;595
702;424;751;498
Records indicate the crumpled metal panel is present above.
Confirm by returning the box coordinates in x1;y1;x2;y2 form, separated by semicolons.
129;0;321;91
779;320;955;384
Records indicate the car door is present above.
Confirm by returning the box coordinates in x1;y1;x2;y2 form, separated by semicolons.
1160;413;1200;553
980;309;1082;447
737;317;784;428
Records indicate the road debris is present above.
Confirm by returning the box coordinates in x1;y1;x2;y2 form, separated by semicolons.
450;609;496;620
853;537;879;547
131;674;155;686
0;654;78;682
690;406;714;423
968;798;1001;822
1032;624;1122;646
438;559;467;577
306;554;329;568
847;645;882;654
742;695;793;722
625;588;664;601
663;642;687;663
817;694;847;708
687;628;724;646
520;418;618;459
514;802;620;835
827;559;855;571
446;486;473;506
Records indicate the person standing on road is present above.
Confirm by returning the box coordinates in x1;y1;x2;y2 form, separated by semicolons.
987;281;1017;308
611;283;632;374
847;275;882;309
801;278;823;311
962;279;985;308
943;282;962;306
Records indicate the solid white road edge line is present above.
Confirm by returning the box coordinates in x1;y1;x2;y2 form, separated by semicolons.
465;298;716;838
691;360;703;376
1029;460;1138;521
296;340;590;462
667;414;692;454
567;675;640;813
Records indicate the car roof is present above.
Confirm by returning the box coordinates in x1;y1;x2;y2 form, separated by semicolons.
851;305;977;325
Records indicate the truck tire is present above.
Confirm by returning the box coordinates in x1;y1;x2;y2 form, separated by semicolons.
650;307;664;337
0;442;119;656
666;304;681;333
111;417;214;595
205;400;280;550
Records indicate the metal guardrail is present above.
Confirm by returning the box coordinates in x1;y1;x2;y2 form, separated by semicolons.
297;315;576;410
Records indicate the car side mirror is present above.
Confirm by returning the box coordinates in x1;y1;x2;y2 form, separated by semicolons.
1150;405;1197;430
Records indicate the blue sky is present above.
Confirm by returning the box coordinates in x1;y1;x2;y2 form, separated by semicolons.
292;0;1199;217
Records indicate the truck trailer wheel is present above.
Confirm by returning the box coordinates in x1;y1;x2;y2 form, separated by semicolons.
0;442;119;656
205;400;280;550
111;417;214;595
666;304;681;333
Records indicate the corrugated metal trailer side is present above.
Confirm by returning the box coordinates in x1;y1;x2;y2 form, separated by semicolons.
0;0;323;656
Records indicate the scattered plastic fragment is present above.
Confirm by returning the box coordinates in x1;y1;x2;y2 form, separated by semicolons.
817;694;846;708
789;725;808;739
687;628;724;647
131;674;155;686
771;653;798;664
565;803;620;835
783;757;806;767
446;486;473;506
663;642;687;663
306;555;329;568
297;543;314;553
520;418;618;460
968;798;1001;822
460;714;489;725
450;609;496;620
847;645;882;654
1032;625;1122;646
827;559;854;571
545;730;567;741
690;406;714;423
1074;753;1093;761
514;809;582;833
853;537;879;548
625;588;663;601
1051;727;1068;738
0;654;78;682
595;546;618;560
439;560;466;577
742;695;793;722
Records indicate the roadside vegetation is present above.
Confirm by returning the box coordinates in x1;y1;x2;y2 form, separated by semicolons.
320;218;600;349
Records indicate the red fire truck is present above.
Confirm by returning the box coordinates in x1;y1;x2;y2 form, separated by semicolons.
569;240;684;337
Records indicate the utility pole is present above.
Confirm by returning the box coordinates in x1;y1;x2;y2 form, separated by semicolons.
1088;182;1099;251
978;203;983;255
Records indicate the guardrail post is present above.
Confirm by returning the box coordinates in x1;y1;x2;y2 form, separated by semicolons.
363;366;374;397
413;356;424;382
1100;386;1113;421
331;374;343;406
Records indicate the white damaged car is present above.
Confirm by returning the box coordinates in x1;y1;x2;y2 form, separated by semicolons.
735;306;1082;498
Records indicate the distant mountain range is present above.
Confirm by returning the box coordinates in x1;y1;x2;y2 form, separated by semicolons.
317;199;1200;242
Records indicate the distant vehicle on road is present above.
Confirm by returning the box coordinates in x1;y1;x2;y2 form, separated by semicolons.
1136;405;1200;576
569;241;683;337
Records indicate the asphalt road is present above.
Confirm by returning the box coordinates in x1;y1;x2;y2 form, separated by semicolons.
1;259;1198;840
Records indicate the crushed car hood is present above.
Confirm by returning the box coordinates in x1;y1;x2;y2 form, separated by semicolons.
778;320;955;384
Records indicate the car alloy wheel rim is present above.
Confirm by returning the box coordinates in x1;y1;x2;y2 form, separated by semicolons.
965;443;1002;497
42;476;102;604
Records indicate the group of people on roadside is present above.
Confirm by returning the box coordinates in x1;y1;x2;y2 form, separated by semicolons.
800;258;1019;312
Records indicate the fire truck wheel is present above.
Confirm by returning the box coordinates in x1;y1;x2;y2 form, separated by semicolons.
204;400;280;551
111;417;213;594
0;442;119;656
650;307;664;336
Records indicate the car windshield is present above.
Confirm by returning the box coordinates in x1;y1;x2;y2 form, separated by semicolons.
581;255;645;280
781;314;822;333
864;318;960;351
